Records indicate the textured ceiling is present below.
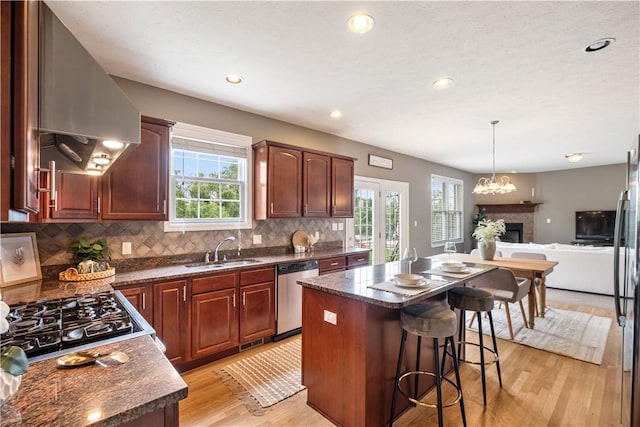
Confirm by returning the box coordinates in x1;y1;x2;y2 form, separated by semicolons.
47;1;640;173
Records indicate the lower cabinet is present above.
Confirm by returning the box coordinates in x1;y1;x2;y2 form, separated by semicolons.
190;272;238;360
153;280;189;365
239;267;275;343
319;256;347;275
118;284;153;323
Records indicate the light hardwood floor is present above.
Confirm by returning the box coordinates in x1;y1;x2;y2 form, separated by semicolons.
179;289;623;426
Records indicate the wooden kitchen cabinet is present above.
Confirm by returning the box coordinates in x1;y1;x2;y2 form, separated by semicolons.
254;141;302;219
101;116;174;220
40;172;99;221
153;279;189;365
346;252;370;269
319;256;347;275
254;140;355;220
331;157;354;218
303;152;331;217
190;272;238;359
239;267;275;343
1;0;39;221
118;284;153;324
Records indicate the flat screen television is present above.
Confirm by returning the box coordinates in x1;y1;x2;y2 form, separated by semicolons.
575;210;616;243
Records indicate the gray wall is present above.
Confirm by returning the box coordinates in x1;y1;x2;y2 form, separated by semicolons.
472;164;625;244
114;78;477;257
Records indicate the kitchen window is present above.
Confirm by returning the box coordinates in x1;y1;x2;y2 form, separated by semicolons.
431;175;464;246
164;123;253;231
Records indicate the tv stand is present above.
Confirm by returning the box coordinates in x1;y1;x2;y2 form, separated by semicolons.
572;240;614;247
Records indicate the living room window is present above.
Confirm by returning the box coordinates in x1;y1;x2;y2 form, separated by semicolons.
164;122;253;231
431;175;464;246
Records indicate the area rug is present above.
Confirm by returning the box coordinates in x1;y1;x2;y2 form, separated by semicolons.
215;338;305;415
468;306;611;365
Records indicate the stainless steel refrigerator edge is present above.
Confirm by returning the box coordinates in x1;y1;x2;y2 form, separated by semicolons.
614;135;640;427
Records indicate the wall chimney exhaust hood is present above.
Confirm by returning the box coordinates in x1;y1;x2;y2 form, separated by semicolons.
39;3;140;175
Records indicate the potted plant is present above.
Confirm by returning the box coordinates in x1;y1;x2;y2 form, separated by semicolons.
472;218;506;260
65;237;112;277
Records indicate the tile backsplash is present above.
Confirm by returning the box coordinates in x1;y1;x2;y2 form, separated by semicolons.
1;218;346;266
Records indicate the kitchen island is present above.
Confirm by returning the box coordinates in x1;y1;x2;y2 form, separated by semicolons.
298;258;494;427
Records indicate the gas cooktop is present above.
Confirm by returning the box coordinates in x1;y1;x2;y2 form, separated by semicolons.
0;290;154;362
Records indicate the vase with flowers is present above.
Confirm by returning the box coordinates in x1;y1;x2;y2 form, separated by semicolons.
472;218;506;260
0;294;28;419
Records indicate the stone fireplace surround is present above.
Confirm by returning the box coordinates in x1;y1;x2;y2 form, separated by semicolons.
476;203;541;244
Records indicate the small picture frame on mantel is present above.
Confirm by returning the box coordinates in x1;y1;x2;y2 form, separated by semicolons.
368;154;393;170
0;232;42;287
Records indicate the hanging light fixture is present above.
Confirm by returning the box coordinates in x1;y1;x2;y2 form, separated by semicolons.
472;120;516;195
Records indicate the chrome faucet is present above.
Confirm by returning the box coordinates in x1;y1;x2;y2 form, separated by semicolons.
213;236;236;263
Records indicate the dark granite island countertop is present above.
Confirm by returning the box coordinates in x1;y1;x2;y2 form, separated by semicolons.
296;257;495;308
298;257;495;427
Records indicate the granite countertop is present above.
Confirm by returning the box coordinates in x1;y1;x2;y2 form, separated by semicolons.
297;257;496;308
3;335;187;427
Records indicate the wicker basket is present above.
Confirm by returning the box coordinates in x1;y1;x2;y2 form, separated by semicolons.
59;266;115;282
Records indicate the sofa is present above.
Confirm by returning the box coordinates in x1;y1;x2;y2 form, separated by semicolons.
494;242;623;296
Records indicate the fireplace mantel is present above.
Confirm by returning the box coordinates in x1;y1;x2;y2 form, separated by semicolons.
476;203;542;214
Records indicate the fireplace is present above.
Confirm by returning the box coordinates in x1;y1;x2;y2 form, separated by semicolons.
501;222;523;243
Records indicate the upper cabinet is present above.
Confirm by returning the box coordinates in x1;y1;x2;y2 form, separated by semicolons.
38;116;174;222
101;116;173;220
254;142;302;219
253;140;355;220
331;157;354;218
1;0;40;221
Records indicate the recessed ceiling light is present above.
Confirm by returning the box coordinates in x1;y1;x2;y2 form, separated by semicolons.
348;14;374;34
225;74;243;84
330;110;343;119
565;153;584;163
92;155;111;165
584;38;615;53
432;77;453;89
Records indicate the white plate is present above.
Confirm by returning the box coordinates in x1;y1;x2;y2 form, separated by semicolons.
391;278;428;288
438;266;470;273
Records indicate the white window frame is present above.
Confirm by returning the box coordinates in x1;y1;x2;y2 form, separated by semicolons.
164;123;253;232
431;174;464;247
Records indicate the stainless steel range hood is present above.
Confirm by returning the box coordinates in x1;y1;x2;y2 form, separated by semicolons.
39;3;140;175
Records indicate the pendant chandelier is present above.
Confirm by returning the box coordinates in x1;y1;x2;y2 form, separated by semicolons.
472;120;516;195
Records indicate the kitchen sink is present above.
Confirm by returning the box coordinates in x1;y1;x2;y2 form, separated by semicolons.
184;259;261;269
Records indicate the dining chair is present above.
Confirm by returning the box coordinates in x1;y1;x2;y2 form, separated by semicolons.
510;251;547;316
467;268;531;340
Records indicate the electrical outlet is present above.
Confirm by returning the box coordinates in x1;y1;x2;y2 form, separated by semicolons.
323;310;337;325
122;242;132;255
315;231;320;239
253;234;262;244
338;223;344;231
332;223;338;231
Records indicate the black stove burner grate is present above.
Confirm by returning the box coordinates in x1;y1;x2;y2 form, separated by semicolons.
0;291;135;358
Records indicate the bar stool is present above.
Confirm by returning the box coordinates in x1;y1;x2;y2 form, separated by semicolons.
447;287;502;406
389;302;466;427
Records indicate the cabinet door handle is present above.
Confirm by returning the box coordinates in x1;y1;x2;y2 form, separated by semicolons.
357;258;365;262
182;285;186;302
332;205;336;215
242;291;246;306
304;204;308;214
330;262;339;266
142;292;146;310
162;199;167;214
38;160;57;204
270;202;274;214
97;196;101;214
232;293;236;308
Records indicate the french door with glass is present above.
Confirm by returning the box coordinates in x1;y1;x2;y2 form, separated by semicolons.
346;177;408;265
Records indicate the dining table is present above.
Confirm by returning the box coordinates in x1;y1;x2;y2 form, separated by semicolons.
431;253;558;328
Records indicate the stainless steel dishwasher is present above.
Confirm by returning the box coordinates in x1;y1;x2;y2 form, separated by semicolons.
274;259;319;341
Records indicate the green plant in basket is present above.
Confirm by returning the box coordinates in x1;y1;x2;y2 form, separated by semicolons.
69;237;111;273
